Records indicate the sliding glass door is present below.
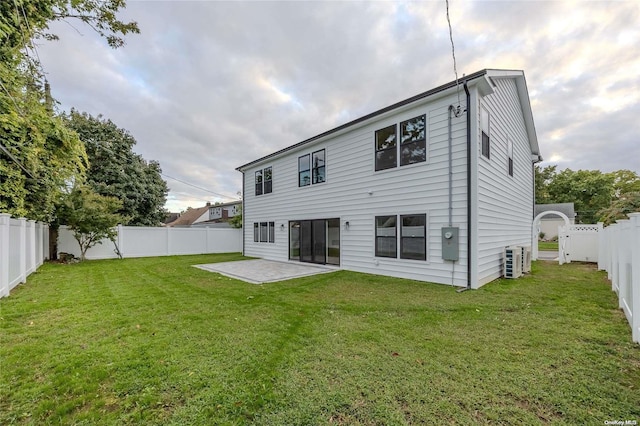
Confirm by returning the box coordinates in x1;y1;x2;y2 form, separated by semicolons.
289;218;339;265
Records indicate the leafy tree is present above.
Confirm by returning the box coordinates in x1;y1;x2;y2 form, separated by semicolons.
0;69;88;221
536;166;640;224
598;192;640;225
229;205;242;229
0;0;138;221
610;170;640;198
534;165;557;204
545;169;615;224
64;110;168;226
56;184;123;260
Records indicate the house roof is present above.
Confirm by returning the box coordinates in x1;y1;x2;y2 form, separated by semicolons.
210;200;242;208
534;203;576;219
165;206;209;227
237;68;539;172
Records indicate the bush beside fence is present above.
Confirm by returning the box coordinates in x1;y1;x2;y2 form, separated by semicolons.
58;225;242;260
0;213;49;298
599;212;640;343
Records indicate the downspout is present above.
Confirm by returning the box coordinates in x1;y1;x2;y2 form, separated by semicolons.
461;80;472;291
241;171;245;256
447;105;454;227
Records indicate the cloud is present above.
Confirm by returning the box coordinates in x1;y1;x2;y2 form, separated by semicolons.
36;0;640;212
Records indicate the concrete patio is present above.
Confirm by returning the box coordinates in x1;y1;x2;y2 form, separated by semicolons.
194;259;338;284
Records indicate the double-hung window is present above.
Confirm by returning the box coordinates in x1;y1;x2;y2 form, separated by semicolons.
254;222;275;243
299;149;327;187
375;124;397;171
400;214;426;260
255;170;263;195
264;167;273;193
375;216;397;258
375;214;426;260
312;150;325;184
298;154;310;187
481;106;490;159
375;114;427;171
400;115;426;166
255;167;272;196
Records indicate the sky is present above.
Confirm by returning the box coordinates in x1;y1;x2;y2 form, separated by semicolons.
36;0;640;212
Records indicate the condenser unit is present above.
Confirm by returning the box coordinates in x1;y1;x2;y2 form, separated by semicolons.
504;246;522;279
521;246;532;273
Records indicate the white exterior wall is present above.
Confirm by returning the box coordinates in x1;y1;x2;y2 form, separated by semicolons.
475;78;535;287
243;92;470;286
192;210;210;224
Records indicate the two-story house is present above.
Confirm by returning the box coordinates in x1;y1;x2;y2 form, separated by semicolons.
236;69;541;289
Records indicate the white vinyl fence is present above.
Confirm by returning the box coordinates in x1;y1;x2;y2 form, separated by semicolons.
58;225;242;260
558;223;602;264
0;213;49;298
599;212;640;343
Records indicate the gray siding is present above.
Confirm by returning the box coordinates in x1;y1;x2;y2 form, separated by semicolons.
476;78;534;286
243;93;470;286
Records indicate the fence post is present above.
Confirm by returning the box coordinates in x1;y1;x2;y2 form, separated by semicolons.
44;223;49;260
28;220;36;274
17;217;26;284
166;226;171;256
628;213;640;343
0;214;10;297
597;222;605;270
611;223;620;292
117;224;124;258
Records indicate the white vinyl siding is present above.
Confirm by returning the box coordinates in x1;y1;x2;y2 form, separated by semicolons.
242;93;470;286
476;77;534;286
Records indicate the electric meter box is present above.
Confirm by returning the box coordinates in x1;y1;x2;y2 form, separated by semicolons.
441;226;459;261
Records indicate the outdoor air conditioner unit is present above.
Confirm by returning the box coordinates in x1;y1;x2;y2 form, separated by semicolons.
521;246;532;273
504;246;522;279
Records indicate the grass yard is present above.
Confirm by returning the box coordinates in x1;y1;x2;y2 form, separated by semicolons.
1;254;639;425
538;241;559;251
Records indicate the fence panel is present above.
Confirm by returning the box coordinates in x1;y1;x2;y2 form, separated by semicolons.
0;213;49;298
559;223;601;264
58;225;242;260
600;213;640;344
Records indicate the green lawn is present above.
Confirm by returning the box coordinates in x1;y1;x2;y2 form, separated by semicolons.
538;241;559;251
1;254;638;425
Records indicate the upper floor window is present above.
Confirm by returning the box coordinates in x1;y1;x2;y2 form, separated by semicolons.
375;124;397;171
507;139;513;177
312;150;325;184
375;114;427;171
481;106;490;159
255;170;263;195
299;149;327;187
298;154;310;187
255;167;273;196
400;115;426;166
264;167;273;193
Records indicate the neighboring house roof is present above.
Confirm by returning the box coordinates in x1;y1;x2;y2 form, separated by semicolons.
166;206;209;227
163;212;180;224
534;203;576;220
237;68;540;171
214;200;242;208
